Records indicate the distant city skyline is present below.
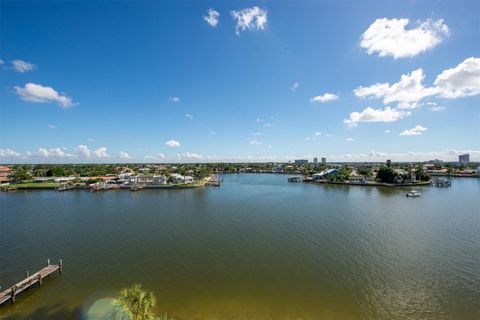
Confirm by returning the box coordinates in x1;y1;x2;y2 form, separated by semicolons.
1;1;479;163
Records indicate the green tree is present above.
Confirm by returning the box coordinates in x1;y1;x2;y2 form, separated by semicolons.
376;166;398;183
110;284;156;320
8;166;32;183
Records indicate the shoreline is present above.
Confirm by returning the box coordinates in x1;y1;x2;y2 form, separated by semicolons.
311;180;432;188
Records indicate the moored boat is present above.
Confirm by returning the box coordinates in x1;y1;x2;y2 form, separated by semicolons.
406;190;421;197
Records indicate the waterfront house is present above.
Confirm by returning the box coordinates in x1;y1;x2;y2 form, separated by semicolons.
170;173;194;184
132;174;168;185
0;166;12;183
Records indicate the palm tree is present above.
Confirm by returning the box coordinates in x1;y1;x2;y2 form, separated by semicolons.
110;284;157;320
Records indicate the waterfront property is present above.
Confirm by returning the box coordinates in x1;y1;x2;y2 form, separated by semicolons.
0;174;478;319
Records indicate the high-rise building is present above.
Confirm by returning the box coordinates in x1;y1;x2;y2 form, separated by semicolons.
313;157;318;165
321;157;326;164
459;154;470;163
386;159;392;167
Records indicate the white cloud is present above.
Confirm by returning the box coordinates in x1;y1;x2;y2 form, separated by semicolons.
204;8;220;27
74;145;109;158
291;82;299;92
354;69;437;109
360;18;449;58
256;118;263;123
76;145;91;158
119;151;131;159
12;59;36;73
166;139;181;147
400;125;428;136
14;83;76;108
169;96;180;103
177;152;203;160
263;123;272;127
250;132;262;136
29;147;75;159
314;132;322;136
384;129;391;133
434;57;480;98
354;82;391;99
354;57;480;111
47;124;57;129
0;59;4;65
249;140;262;145
231;6;267;35
426;102;446;112
145;153;165;161
0;148;21;158
346;138;354;142
185;113;194;120
311;93;338;103
344;107;411;127
93;147;109;158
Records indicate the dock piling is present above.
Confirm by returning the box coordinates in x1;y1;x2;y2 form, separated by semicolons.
11;286;16;304
0;260;61;305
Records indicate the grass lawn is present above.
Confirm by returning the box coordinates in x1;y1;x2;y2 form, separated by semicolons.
11;182;61;189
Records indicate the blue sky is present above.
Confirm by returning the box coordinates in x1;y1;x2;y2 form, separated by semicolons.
1;0;479;163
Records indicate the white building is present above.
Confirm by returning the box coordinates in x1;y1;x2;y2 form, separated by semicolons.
170;173;194;184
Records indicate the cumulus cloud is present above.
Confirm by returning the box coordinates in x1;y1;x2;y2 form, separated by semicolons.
360;18;449;58
0;148;21;158
165;139;181;147
185;113;194;120
311;93;339;103
169;96;180;103
400;125;428;136
384;129;391;133
314;132;322;136
76;145;90;158
93;147;109;158
354;57;480;110
14;83;76;108
344;107;411;127
27;147;75;159
119;151;131;159
354;69;437;109
74;145;109;158
249;140;262;145
231;6;267;35
291;82;299;92
204;8;220;27
177;152;203;159
434;57;480;98
346;138;354;142
12;59;36;72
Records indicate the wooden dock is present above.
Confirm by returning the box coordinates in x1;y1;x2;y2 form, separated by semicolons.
0;259;63;305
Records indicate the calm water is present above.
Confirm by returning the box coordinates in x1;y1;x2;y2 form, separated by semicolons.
0;174;479;320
